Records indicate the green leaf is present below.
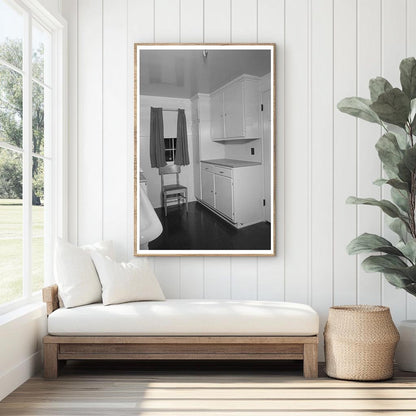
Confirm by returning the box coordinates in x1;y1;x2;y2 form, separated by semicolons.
398;161;412;185
394;130;410;150
337;97;382;125
391;187;409;213
347;233;403;256
389;217;410;241
387;178;410;191
373;178;388;186
402;265;416;282
383;272;412;288
361;255;415;288
410;98;416;124
400;57;416;100
346;196;406;219
404;282;416;296
369;77;393;102
375;132;404;173
370;88;410;128
373;178;409;191
397;240;416;264
362;254;408;272
403;146;416;172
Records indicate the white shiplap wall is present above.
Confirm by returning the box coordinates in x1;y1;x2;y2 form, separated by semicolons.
61;0;416;356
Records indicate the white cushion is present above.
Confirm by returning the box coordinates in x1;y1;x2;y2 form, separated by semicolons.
54;239;114;308
81;240;115;259
90;253;165;306
47;299;319;336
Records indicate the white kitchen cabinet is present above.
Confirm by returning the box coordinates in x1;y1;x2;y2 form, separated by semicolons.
223;81;244;138
210;75;260;141
201;168;215;207
210;91;224;140
214;174;234;220
200;161;263;228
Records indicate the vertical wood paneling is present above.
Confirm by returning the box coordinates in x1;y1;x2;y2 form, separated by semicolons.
61;0;78;245
204;0;231;42
77;0;103;245
154;0;180;42
333;0;357;305
284;0;309;304
103;0;128;260
231;258;258;299
180;258;204;298
154;257;181;298
356;0;382;305
406;0;416;319
257;0;285;301
231;0;257;42
310;0;333;358
381;0;407;323
180;0;203;42
204;258;231;299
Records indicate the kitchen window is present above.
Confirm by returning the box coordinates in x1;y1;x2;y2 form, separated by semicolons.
164;137;177;162
0;0;66;313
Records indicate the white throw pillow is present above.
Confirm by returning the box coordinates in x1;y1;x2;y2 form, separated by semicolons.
90;253;165;306
55;239;114;308
81;240;115;259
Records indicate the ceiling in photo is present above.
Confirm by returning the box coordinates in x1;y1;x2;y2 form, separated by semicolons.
139;49;271;98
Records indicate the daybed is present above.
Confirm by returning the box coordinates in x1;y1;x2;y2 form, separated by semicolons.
42;284;320;379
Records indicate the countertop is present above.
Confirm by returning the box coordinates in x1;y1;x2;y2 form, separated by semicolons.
201;158;261;168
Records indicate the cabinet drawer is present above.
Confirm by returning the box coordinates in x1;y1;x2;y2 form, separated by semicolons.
211;165;232;178
201;162;233;178
201;162;213;173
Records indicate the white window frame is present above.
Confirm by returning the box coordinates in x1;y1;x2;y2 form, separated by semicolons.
0;0;67;315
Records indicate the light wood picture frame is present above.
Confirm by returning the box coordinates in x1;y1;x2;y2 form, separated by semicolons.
134;44;276;256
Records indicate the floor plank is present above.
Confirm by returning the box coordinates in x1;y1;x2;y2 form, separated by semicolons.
1;361;416;415
149;201;271;250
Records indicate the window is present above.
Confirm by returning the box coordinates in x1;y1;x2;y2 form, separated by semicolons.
0;0;65;311
164;137;177;162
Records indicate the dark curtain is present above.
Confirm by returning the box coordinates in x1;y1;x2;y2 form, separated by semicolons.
149;107;166;168
174;108;190;166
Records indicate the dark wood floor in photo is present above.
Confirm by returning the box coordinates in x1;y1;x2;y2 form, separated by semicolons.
2;361;416;415
149;201;271;250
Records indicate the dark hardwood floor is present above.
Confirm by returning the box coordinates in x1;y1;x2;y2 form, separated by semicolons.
148;201;271;250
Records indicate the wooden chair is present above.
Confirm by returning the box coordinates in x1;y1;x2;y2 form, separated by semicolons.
159;164;188;216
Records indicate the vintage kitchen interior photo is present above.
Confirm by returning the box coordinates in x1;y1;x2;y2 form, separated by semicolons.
135;45;275;255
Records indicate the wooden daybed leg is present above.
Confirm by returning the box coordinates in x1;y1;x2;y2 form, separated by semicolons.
303;342;318;379
44;343;59;379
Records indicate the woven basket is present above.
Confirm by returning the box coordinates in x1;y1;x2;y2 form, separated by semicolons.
324;305;399;381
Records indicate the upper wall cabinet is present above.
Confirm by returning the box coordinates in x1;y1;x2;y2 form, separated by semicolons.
210;75;260;141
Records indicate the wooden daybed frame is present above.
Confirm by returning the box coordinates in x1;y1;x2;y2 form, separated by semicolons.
42;285;319;379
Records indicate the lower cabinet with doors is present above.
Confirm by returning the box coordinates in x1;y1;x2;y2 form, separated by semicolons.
199;161;264;228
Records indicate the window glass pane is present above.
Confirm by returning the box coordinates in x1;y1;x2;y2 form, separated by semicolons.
32;20;51;85
0;65;23;148
0;147;23;305
0;0;24;70
32;156;43;293
32;81;48;155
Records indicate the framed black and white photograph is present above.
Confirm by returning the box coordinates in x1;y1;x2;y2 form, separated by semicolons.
134;44;275;256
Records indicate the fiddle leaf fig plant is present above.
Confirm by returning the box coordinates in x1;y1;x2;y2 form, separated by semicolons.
338;57;416;297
